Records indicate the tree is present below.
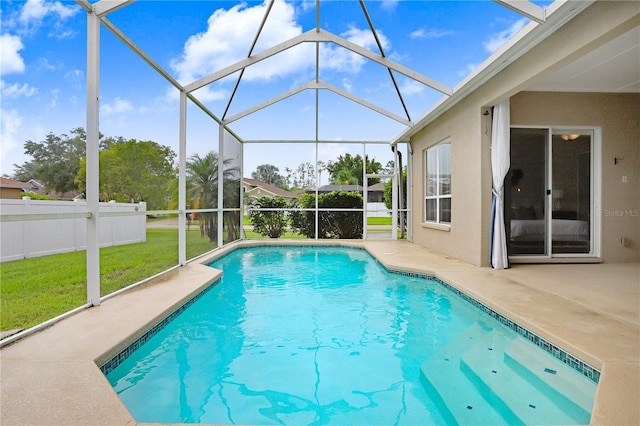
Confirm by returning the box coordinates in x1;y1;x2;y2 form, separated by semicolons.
170;151;240;242
76;139;176;210
383;168;408;238
251;164;285;188
284;162;316;190
334;168;358;185
13;127;86;195
382;160;395;176
295;162;316;188
326;154;382;186
249;196;289;238
316;160;326;185
383;168;407;210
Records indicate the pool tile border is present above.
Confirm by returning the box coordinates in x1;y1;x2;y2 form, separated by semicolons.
390;268;601;384
99;243;600;385
99;280;219;375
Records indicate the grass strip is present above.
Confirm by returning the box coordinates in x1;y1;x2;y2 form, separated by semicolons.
0;228;214;331
1;219;395;331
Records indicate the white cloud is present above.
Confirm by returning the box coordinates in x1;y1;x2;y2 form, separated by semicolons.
317;142;347;164
190;86;229;103
171;0;387;94
320;26;390;74
381;0;399;12
347;25;388;51
342;78;353;93
483;18;528;53
458;63;479;79
0;34;26;75
47;88;59;109
1;80;37;98
64;69;84;90
20;0;77;24
297;0;315;14
101;97;133;116
34;57;57;71
410;27;455;39
171;0;307;86
17;0;79;39
400;79;425;96
0;109;23;175
48;28;76;40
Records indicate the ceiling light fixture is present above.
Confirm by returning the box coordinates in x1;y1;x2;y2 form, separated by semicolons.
560;134;580;141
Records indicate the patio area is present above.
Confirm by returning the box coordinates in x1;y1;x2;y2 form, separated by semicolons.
1;239;638;425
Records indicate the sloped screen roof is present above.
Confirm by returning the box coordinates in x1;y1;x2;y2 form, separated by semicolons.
83;0;557;143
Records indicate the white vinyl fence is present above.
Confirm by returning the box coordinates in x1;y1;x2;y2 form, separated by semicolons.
0;198;146;262
367;202;391;217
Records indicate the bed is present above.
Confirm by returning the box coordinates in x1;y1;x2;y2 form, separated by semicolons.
509;206;590;254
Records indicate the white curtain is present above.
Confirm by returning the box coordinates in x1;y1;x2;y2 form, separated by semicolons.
490;99;510;269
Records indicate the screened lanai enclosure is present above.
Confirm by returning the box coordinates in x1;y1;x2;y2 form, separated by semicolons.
1;0;559;342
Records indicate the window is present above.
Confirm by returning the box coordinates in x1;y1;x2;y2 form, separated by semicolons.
425;140;451;224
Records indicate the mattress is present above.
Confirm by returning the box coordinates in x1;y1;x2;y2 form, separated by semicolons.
511;219;589;241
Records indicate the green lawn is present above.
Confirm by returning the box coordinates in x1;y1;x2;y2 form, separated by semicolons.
1;218;395;332
243;229;305;239
0;228;214;331
244;215;392;226
367;216;392;225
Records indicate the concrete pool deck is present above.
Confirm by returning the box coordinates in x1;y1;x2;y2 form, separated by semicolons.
1;239;638;425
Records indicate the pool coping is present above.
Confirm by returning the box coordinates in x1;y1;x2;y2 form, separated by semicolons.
0;239;638;425
100;242;600;384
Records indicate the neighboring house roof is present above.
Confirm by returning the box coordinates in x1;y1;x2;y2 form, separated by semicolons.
301;183;384;193
368;182;385;192
306;185;364;193
55;191;83;201
0;177;35;190
0;178;80;200
243;178;296;199
28;179;45;191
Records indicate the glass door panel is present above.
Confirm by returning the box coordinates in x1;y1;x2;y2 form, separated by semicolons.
551;131;592;254
365;174;395;240
508;128;548;256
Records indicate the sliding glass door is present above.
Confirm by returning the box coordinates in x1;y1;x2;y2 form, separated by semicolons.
508;127;596;258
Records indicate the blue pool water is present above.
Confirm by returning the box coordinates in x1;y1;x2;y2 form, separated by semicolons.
106;246;597;425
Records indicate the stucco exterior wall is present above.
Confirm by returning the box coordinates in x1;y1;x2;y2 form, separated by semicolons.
410;100;491;266
409;1;639;266
511;92;640;263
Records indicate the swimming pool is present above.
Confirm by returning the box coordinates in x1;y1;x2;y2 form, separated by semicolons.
105;245;597;424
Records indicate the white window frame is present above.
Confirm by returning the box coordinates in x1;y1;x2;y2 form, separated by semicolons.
424;139;452;225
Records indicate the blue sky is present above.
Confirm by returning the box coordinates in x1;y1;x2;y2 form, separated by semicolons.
1;0;541;181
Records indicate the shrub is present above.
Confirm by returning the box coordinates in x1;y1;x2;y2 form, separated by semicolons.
21;192;56;200
249;196;289;238
291;191;363;239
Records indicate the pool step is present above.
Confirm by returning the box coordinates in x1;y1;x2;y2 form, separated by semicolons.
503;338;596;421
460;332;586;425
420;323;509;425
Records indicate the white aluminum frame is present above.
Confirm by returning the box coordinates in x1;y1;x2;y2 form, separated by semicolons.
0;0;590;347
508;125;602;261
72;0;567;308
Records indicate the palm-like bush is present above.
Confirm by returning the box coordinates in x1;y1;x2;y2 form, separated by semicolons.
169;151;240;242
